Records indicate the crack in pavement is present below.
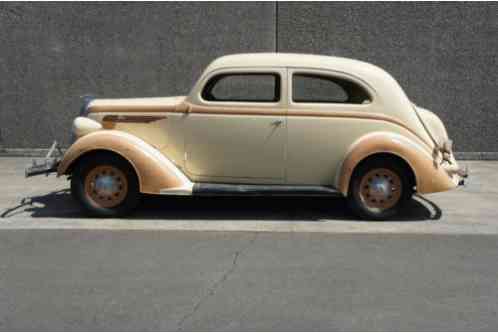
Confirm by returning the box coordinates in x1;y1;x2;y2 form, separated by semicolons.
177;232;258;329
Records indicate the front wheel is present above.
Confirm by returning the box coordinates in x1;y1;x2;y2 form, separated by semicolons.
71;153;141;217
347;158;412;220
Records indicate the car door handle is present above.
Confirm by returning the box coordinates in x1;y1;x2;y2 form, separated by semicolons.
271;120;283;126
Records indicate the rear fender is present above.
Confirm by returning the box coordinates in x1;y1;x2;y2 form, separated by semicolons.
336;132;457;195
57;130;192;195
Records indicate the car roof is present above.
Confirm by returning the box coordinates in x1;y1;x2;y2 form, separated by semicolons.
204;53;389;82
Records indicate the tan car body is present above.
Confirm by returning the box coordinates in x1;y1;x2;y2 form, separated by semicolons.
58;53;464;196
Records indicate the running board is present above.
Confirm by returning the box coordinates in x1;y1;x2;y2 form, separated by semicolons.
192;183;341;196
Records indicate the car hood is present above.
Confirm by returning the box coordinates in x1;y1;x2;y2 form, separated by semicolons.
413;104;449;147
87;96;187;113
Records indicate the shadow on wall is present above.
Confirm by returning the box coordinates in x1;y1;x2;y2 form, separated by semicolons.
1;190;442;222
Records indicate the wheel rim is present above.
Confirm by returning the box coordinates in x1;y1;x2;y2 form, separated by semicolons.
359;168;402;211
84;165;128;208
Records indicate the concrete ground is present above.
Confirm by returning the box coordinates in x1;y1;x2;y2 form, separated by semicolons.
1;158;497;234
1;157;498;330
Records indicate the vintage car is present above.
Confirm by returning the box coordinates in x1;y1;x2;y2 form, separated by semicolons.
26;53;467;220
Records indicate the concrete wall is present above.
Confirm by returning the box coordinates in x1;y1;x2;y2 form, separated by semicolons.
0;2;496;156
278;2;497;155
0;3;276;150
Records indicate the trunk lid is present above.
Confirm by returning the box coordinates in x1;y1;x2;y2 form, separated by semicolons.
413;104;449;148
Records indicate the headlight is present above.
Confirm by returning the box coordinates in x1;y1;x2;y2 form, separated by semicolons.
72;117;102;138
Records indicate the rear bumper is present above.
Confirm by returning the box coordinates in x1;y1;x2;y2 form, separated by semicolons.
434;139;468;189
417;150;468;194
457;166;468;186
443;162;468;185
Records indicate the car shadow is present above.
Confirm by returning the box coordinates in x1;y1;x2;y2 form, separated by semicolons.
1;189;442;222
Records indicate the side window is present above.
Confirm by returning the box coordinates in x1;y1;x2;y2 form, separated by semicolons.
202;73;280;103
292;73;371;104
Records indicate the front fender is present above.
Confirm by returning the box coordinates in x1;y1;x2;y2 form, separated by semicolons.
58;130;192;195
336;132;458;195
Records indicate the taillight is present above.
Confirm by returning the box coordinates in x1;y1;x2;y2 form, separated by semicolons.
441;139;453;154
440;139;453;164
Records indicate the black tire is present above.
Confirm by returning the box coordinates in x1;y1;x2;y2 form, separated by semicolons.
71;152;141;217
347;157;413;220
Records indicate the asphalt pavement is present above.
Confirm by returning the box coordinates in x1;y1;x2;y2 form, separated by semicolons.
1;158;498;330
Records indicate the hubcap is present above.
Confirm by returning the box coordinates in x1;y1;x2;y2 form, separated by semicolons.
84;165;128;208
359;168;402;211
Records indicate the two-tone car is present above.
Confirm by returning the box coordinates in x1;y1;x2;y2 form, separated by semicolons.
27;53;467;220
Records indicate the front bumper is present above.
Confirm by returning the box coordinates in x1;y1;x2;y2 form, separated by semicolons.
25;141;63;178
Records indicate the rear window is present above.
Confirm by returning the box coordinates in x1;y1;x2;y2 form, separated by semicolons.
293;73;371;104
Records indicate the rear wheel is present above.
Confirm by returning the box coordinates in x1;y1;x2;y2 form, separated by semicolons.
347;158;412;220
71;153;140;217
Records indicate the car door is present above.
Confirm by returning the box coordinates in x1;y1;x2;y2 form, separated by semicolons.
184;68;287;184
286;68;376;186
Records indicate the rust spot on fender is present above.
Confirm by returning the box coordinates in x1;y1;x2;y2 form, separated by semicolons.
58;131;189;194
337;133;457;195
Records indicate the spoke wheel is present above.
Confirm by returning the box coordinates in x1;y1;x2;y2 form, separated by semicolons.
72;152;140;217
84;165;129;208
347;157;413;220
359;168;402;211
